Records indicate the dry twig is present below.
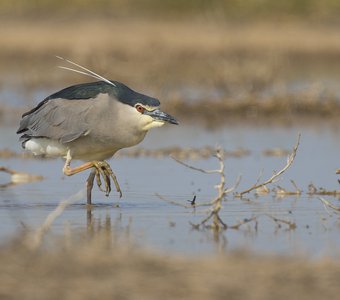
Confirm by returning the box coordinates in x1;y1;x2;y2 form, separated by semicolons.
318;197;340;213
265;214;297;230
0;166;43;186
274;180;302;197
229;216;258;230
236;133;301;197
171;148;241;231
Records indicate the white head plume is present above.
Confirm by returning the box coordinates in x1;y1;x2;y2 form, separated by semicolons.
56;56;116;87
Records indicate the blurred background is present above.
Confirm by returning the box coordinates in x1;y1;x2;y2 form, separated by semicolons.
1;0;340;125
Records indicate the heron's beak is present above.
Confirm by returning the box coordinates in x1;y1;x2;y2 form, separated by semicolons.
145;109;179;125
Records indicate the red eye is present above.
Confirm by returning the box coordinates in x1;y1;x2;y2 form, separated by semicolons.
135;105;145;113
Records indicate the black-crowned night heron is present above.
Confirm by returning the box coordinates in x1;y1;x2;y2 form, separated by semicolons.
17;58;178;204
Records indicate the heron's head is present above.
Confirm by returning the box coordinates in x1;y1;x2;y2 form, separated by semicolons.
133;103;178;131
112;81;178;131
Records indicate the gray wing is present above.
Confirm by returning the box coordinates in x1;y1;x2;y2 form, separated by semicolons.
17;98;93;144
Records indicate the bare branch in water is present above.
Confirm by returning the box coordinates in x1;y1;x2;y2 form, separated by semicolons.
171;147;241;231
274;180;302;197
160;135;300;232
318;197;340;213
171;156;220;174
236;133;301;197
265;214;297;230
229;216;258;230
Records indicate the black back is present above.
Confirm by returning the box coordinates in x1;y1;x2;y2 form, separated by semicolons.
21;81;160;118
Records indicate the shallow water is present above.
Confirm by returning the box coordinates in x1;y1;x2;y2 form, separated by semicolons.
0;123;340;258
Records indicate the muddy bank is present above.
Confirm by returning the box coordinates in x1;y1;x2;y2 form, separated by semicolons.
1;234;339;300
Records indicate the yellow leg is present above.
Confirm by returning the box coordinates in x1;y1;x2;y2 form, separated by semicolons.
63;151;122;198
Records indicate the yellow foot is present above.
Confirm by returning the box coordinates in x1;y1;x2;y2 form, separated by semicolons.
93;161;122;198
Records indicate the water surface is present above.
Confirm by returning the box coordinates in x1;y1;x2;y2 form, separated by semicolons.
0;123;339;258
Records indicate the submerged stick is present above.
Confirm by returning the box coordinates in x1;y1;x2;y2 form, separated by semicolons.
26;188;86;250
